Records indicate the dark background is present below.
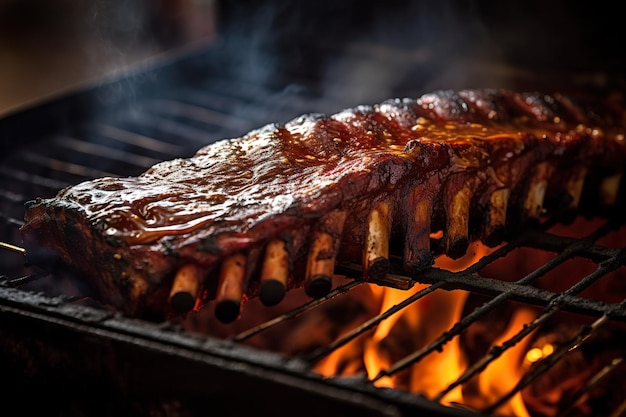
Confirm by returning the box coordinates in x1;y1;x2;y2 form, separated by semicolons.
1;0;624;117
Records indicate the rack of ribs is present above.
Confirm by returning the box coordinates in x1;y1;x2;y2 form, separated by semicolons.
19;89;626;322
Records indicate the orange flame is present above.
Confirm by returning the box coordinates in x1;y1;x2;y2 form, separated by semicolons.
311;241;541;416
471;308;537;417
178;217;626;417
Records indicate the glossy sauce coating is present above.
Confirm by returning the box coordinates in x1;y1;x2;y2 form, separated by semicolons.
19;88;626;319
48;89;622;248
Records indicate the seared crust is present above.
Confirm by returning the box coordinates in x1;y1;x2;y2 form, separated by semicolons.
20;89;626;319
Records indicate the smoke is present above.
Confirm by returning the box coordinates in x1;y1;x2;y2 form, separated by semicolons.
2;0;622;132
207;1;502;123
215;0;625;121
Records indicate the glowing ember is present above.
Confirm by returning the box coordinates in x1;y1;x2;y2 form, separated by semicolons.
525;343;555;365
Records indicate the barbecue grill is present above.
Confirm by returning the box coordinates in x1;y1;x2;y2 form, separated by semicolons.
2;1;626;416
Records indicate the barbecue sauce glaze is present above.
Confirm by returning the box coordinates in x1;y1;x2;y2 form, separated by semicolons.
21;89;626;318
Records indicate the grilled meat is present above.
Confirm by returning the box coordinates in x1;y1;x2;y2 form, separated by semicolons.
20;89;626;321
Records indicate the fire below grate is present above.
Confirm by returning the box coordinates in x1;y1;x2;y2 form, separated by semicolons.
190;214;626;417
2;39;626;417
2;209;626;417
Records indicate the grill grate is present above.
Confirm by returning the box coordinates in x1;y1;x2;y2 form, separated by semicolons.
212;217;626;416
2;44;626;417
2;209;625;416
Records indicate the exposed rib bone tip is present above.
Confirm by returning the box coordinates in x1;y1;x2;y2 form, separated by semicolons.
305;210;347;298
215;299;241;324
259;279;286;306
259;238;289;306
170;293;195;315
169;264;204;314
364;201;391;282
305;274;333;298
214;253;247;323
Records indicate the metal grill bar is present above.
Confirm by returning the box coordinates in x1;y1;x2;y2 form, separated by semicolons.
125;112;227;145
143;99;251;131
430;244;626;402
560;355;625;416
4;127;626;415
168;87;266;124
1;271;47;286
183;77;342;122
0;165;72;191
484;300;625;414
233;280;364;342
510;220;624;263
415;223;626;319
304;281;445;365
224;216;626;416
445;266;623;412
51;136;162;169
92;124;188;156
0;190;24;204
0;212;23;230
326;219;626;382
15;152;118;178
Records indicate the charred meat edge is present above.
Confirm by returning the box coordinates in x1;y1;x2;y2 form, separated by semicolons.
20;89;626;320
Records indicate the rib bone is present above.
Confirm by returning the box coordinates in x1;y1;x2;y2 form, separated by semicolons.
259;238;290;306
215;253;247;323
305;209;347;298
403;183;434;272
523;162;554;221
364;200;391;282
168;263;203;314
483;188;510;247
445;180;474;259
